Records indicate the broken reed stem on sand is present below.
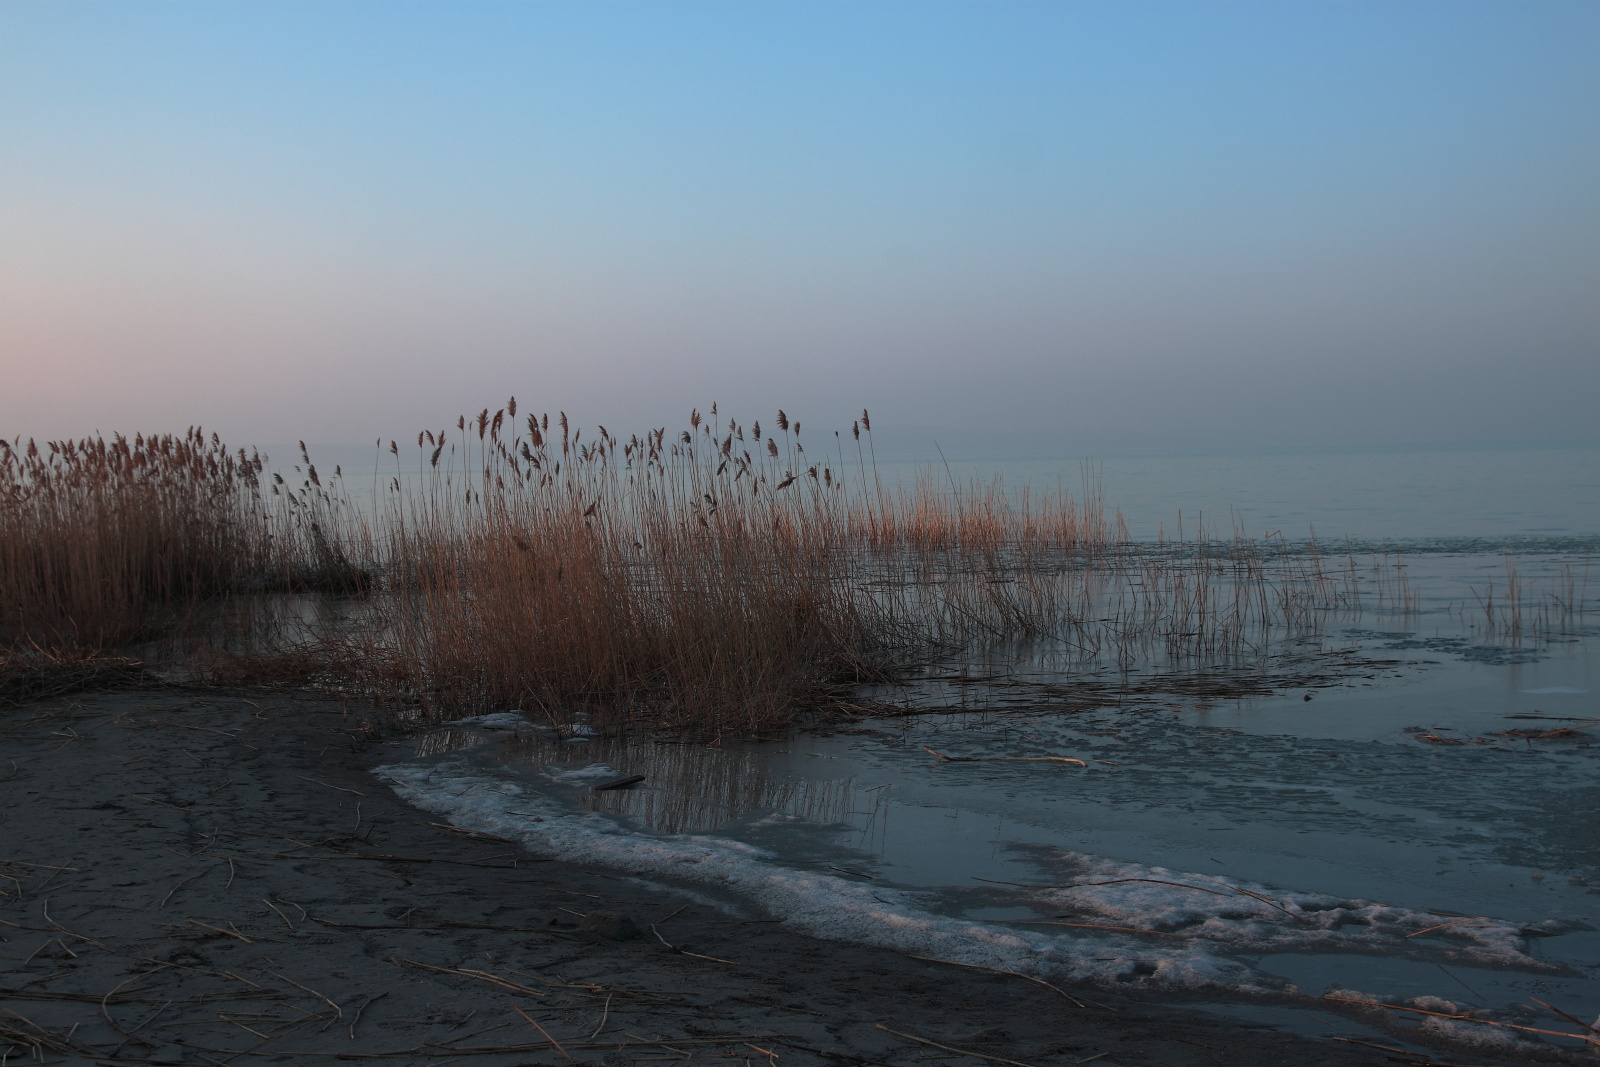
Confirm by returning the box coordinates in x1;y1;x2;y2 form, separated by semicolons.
649;924;740;966
876;1023;1039;1067
348;991;388;1040
270;972;343;1021
903;955;1097;1011
514;1007;571;1060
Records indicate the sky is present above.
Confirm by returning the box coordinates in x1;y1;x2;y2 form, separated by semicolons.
2;1;1597;455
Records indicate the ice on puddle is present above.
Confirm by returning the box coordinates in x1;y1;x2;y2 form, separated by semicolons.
375;758;1560;999
377;758;1236;989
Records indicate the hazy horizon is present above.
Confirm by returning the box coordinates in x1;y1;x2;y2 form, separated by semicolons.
4;1;1597;450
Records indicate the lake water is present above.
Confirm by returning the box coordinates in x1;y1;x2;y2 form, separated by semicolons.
286;441;1600;543
867;443;1600;542
370;444;1599;1059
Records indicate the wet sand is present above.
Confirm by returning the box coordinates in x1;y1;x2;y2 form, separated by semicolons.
0;689;1463;1065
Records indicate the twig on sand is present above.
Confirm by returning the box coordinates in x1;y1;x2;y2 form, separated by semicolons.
148;718;236;738
41;900;105;948
2;1009;99;1057
160;870;208;909
239;847;522;870
876;1023;1038;1067
272;972;343;1022
649;924;739;966
516;1007;572;1059
262;898;297;932
655;903;690;926
589;993;612;1039
100;977;159;1051
389;957;549;998
349;991;389;1040
626;1030;689;1056
775;1037;910;1067
295;775;365;797
189;919;251;943
923;747;1085;767
1329;1037;1415;1056
904;955;1103;1011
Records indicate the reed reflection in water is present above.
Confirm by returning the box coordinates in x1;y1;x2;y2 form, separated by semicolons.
487;733;860;836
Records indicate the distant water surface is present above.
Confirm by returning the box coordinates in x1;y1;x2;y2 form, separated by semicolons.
276;443;1599;544
866;444;1600;542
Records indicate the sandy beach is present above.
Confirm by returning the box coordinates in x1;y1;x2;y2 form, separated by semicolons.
0;687;1491;1066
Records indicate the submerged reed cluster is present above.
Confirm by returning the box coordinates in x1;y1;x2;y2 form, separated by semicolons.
3;404;1587;728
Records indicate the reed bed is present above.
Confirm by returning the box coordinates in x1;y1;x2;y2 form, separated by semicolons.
302;403;1371;731
0;430;275;652
4;405;1590;729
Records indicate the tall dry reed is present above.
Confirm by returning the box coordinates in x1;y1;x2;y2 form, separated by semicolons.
0;430;274;651
11;404;1587;729
318;403;1348;732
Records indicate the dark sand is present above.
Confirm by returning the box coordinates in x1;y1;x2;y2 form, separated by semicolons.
0;689;1495;1066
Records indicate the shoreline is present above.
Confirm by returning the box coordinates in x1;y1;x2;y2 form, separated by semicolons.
0;687;1530;1066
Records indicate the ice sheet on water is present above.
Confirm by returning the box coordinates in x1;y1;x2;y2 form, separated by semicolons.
375;757;1562;999
378;757;1258;990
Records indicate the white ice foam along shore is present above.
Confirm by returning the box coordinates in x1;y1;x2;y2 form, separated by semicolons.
1020;852;1569;971
375;757;1560;994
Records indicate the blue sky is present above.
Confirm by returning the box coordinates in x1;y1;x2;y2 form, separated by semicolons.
2;1;1596;452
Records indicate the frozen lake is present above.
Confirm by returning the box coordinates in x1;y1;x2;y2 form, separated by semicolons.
378;538;1598;1059
359;442;1599;1059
